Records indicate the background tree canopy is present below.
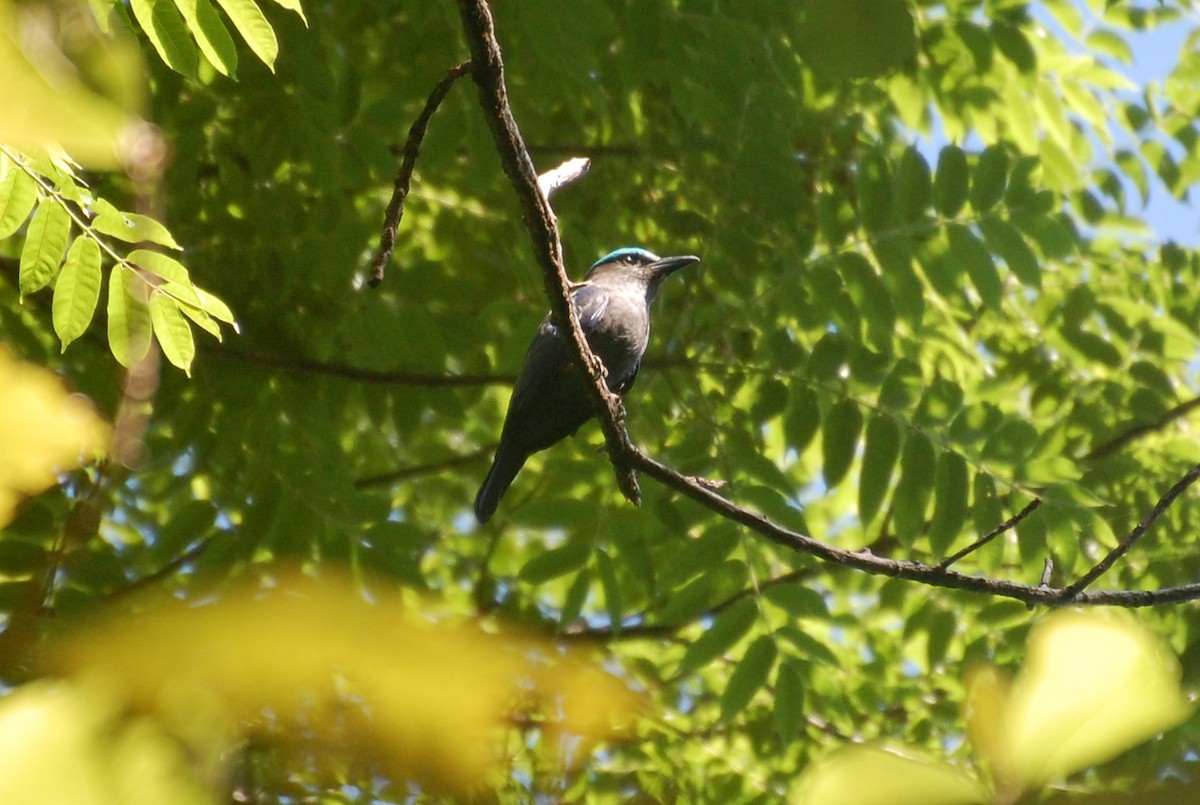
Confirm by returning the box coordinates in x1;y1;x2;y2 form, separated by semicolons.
3;0;1200;801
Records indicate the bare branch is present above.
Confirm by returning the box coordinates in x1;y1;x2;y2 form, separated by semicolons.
209;344;512;387
1059;462;1200;601
369;61;472;288
355;446;494;489
627;446;1200;608
456;0;641;506
1085;395;1200;461
937;498;1042;570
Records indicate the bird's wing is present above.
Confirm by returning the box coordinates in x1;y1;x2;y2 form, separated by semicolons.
503;283;611;425
572;282;610;332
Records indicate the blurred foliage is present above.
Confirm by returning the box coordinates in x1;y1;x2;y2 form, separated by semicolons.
3;0;1200;801
794;610;1192;803
0;348;106;525
11;571;640;801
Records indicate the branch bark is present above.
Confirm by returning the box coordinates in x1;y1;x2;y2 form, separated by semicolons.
456;0;641;506
369;61;472;287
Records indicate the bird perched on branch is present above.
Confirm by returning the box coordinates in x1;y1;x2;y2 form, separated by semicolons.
474;247;700;523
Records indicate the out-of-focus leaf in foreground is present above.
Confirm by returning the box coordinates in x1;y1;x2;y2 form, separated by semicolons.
793;611;1191;804
790;743;988;805
42;571;644;795
0;347;107;526
967;609;1194;797
0;680;216;805
0;0;144;168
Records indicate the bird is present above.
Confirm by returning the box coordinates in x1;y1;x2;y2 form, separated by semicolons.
474;247;700;523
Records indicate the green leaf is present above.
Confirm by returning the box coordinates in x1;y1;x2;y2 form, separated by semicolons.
978;218;1040;289
948;224;1003;311
595;549;622;635
107;269;153;367
92;201;182;249
992;21;1036;72
52;237;102;350
1086;29;1132;65
777;626;841;667
859;415;901;525
213;0;279;70
559;569;591;628
927;452;969;558
774;658;805;742
719;635;777;723
892;434;936;544
129;0;199;76
855;152;893;232
894;146;932;224
794;0;915;80
0;162;37;239
150;291;196;374
878;359;923;413
518;541;591;584
677;597;757;675
822;400;863;488
174;0;239;76
970;146;1009;213
127;249;191;284
783;386;821;454
982;418;1039;469
19;202;71;295
762;583;829;619
925;608;957;668
934;145;969;217
265;0;306;23
660;524;740;590
195;287;238;330
839;253;896;352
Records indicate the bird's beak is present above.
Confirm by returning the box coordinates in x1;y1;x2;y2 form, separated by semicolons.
649;255;700;277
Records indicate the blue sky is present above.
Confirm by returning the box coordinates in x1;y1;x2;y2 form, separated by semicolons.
1118;18;1196;244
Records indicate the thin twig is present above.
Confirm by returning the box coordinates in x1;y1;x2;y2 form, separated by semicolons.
369;61;472;287
1059;462;1200;601
456;0;641;506
209;344;512;386
937;498;1042;570
1085;395;1200;461
354;446;494;489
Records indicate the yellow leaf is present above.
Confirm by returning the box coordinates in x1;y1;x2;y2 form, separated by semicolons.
46;571;644;794
0;348;108;526
1002;610;1193;790
790;743;988;805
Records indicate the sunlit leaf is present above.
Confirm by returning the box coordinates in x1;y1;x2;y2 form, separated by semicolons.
212;0;279;70
52;237;102;350
149;292;196;374
791;744;988;805
19;201;71;296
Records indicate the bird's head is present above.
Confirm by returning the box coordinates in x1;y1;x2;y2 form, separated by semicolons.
585;247;700;301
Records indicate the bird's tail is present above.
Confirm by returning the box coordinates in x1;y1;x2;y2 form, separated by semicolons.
474;443;528;523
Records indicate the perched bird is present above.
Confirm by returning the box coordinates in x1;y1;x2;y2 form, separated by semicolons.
474;247;700;523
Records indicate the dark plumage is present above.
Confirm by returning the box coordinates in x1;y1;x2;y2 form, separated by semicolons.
474;248;699;523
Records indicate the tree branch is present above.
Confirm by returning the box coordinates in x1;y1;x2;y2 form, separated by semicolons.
1084;395;1200;461
1058;462;1200;601
937;498;1042;570
369;61;472;288
456;0;641;506
209;344;512;387
627;446;1200;608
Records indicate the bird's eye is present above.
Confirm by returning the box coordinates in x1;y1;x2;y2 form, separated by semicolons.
623;254;637;265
